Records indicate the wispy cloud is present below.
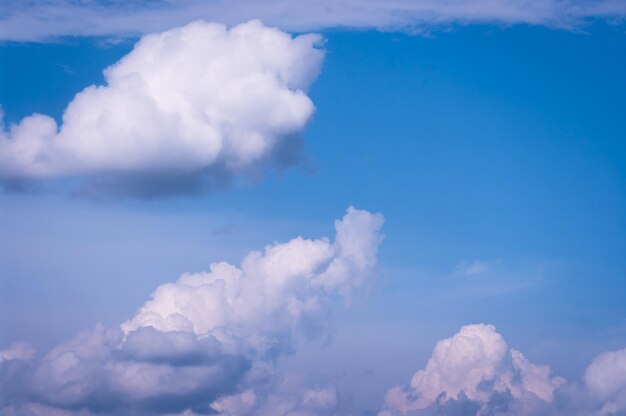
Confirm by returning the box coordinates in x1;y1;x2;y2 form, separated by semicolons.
1;0;626;42
455;259;501;276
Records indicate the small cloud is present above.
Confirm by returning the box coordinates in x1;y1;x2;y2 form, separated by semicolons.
211;226;239;237
455;259;501;276
380;324;565;415
59;64;75;75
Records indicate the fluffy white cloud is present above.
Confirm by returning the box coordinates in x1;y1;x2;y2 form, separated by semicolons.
0;207;384;415
380;323;565;415
122;206;384;357
1;0;626;41
585;346;626;415
0;20;323;196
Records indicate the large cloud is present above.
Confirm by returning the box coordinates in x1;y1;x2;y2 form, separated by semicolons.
1;0;626;41
0;207;384;415
380;324;565;415
0;20;323;197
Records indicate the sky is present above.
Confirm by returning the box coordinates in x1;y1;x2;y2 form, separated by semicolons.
1;1;626;415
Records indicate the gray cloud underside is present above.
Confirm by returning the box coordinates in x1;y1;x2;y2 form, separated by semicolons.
379;324;626;416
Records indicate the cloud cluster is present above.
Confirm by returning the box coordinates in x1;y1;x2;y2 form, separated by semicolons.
0;207;384;415
20;326;249;414
1;0;626;41
0;20;323;197
380;324;565;415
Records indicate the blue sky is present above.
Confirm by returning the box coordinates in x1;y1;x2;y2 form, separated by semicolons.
1;4;626;415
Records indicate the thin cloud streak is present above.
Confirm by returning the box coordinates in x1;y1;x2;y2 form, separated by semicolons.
1;0;626;42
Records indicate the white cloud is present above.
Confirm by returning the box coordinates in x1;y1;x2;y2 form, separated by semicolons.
1;0;626;41
0;207;384;415
380;323;565;415
122;206;384;358
585;346;626;415
0;20;323;196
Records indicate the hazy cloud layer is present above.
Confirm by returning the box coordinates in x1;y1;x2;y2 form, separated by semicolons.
0;207;384;415
0;20;323;197
2;0;626;41
380;324;565;415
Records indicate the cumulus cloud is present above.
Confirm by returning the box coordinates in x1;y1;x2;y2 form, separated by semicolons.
585;346;626;415
1;0;626;41
122;206;384;357
1;207;384;415
0;20;323;197
380;323;565;415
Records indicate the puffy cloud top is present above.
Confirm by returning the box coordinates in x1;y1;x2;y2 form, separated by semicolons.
381;323;565;415
0;20;324;196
